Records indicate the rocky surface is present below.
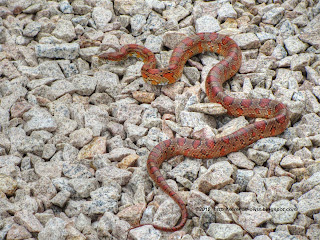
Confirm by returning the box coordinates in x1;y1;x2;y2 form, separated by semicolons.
0;0;320;240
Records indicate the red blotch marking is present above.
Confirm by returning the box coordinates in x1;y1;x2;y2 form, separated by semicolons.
271;126;276;136
182;37;194;47
148;69;161;74
142;47;151;54
169;64;178;70
276;114;287;124
275;103;286;112
149;151;158;158
207;75;219;84
128;44;138;49
222;36;231;45
143;63;151;69
229;51;239;61
222;136;230;144
162;184;169;191
221;59;230;68
212;65;222;75
238;128;248;137
254;121;266;132
174;47;184;54
259;98;271;108
223;96;234;106
178;198;185;205
198;32;205;40
169;190;176;196
227;43;238;50
198;41;203;52
192;140;201;149
209;33;218;42
156;175;165;182
241;99;252;108
170;56;180;63
177;138;186;146
164;139;171;147
211;86;223;97
108;52;123;60
149;166;158;174
155;144;162;150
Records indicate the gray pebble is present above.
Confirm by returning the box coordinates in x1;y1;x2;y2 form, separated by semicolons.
195;15;221;33
35;43;79;60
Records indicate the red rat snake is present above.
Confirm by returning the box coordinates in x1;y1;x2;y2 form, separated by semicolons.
99;32;290;232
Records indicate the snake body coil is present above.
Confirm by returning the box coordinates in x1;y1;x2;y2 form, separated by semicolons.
99;32;290;232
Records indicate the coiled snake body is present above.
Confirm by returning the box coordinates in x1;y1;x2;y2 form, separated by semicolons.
99;32;290;232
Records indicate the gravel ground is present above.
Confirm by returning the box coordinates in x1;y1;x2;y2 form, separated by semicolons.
0;0;320;240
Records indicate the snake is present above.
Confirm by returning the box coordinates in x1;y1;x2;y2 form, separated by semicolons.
99;32;290;232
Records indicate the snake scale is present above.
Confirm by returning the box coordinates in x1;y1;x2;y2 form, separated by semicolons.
99;32;290;232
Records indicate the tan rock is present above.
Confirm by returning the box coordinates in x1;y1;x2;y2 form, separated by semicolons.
78;137;107;160
117;203;146;226
0;174;17;196
132;91;155;103
117;154;139;169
